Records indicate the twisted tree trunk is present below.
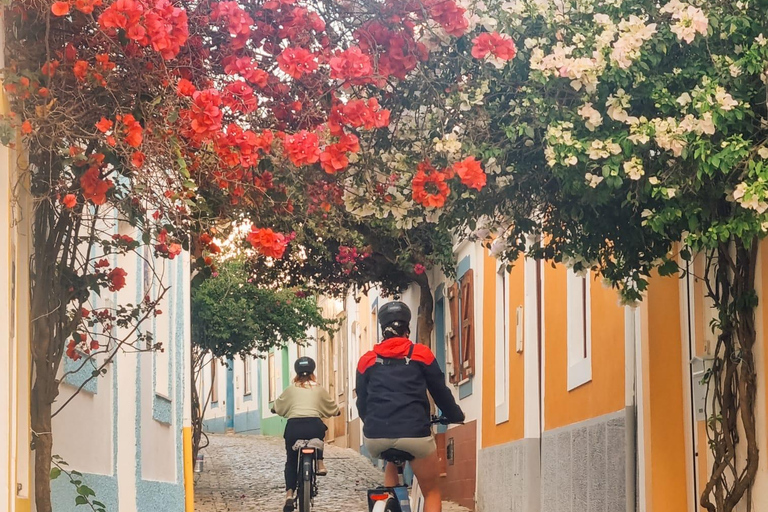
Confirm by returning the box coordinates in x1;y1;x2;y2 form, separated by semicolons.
700;238;760;512
414;273;435;347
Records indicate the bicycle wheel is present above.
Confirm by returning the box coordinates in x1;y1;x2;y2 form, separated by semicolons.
297;454;313;512
371;498;399;512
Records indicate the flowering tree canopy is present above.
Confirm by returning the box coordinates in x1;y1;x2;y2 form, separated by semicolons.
2;0;499;507
377;0;768;509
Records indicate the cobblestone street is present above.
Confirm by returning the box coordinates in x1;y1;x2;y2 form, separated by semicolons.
195;434;470;512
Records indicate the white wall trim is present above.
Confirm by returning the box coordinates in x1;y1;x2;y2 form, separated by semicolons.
680;261;698;512
494;261;510;425
566;270;592;391
524;255;542;438
637;301;650;512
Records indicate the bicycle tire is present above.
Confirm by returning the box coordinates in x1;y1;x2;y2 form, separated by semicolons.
298;454;313;512
371;498;399;512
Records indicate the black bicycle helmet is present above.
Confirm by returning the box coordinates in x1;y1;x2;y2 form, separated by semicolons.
294;356;316;376
378;301;411;329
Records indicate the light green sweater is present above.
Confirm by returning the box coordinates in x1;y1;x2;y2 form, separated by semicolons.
273;383;340;419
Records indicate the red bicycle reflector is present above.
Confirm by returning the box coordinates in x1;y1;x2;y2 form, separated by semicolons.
301;448;315;454
370;494;390;501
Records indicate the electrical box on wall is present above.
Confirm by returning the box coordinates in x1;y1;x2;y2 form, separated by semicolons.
691;356;714;422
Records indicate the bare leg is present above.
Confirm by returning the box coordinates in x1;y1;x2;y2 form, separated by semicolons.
384;461;399;487
410;452;442;512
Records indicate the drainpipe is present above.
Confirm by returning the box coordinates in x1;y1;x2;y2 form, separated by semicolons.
182;254;194;512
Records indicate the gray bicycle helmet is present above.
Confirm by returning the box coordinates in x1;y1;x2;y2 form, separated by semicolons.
294;356;316;376
378;301;411;329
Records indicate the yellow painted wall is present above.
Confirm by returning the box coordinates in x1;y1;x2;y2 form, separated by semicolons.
645;273;690;512
481;253;525;448
543;265;625;431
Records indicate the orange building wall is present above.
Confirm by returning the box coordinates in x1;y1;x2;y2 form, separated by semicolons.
481;253;525;448
543;266;626;431
645;273;690;512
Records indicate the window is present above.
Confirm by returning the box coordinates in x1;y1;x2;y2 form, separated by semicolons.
448;269;475;384
268;352;277;403
495;265;510;424
210;360;219;403
243;357;252;396
567;270;592;390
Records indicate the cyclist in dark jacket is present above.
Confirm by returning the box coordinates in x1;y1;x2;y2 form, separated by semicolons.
356;300;464;512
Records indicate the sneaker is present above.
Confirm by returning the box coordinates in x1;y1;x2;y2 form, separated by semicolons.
317;460;328;476
283;499;295;512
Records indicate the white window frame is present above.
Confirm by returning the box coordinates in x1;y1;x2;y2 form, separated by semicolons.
567;269;592;390
268;352;277;402
495;263;510;424
210;359;219;403
243;357;252;396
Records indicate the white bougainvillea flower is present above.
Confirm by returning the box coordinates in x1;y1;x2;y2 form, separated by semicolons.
623;157;645;180
586;172;604;188
577;102;604;131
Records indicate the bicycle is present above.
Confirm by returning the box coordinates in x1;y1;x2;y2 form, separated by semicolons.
290;438;323;512
366;416;453;512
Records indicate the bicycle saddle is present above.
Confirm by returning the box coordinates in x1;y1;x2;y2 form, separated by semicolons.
380;448;415;463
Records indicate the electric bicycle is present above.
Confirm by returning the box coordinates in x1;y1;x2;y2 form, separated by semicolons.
291;438;323;512
366;416;453;512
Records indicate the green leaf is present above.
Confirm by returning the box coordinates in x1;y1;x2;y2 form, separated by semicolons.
75;496;88;506
50;468;62;480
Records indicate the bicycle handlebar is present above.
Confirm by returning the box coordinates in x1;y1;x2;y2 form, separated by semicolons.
430;415;463;425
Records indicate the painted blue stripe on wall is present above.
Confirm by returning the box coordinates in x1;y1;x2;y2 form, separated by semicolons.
457;256;471;279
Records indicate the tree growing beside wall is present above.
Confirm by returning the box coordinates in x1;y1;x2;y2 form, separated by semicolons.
189;261;334;460
382;0;768;509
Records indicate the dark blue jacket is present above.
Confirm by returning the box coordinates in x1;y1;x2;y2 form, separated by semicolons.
355;337;464;439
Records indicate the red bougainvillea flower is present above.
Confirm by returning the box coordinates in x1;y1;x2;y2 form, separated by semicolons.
209;1;252;48
412;161;450;208
283;130;320;166
80;167;113;205
131;151;145;168
51;1;71;16
452;156;487;190
187;89;223;138
95;53;115;71
21;120;33;134
471;32;517;62
121;114;143;147
330;47;373;85
42;60;60;77
96;117;113;133
223;57;269;87
99;0;188;59
426;0;468;37
107;267;128;291
354;22;428;80
248;227;289;259
75;0;102;14
73;60;89;81
66;339;81;361
145;0;189;59
320;133;360;174
223;81;258;113
62;194;77;208
168;243;182;259
331;99;390;133
414;263;426;275
176;78;196;97
277;47;318;79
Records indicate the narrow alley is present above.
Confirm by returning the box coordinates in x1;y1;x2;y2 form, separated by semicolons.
195;434;470;512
